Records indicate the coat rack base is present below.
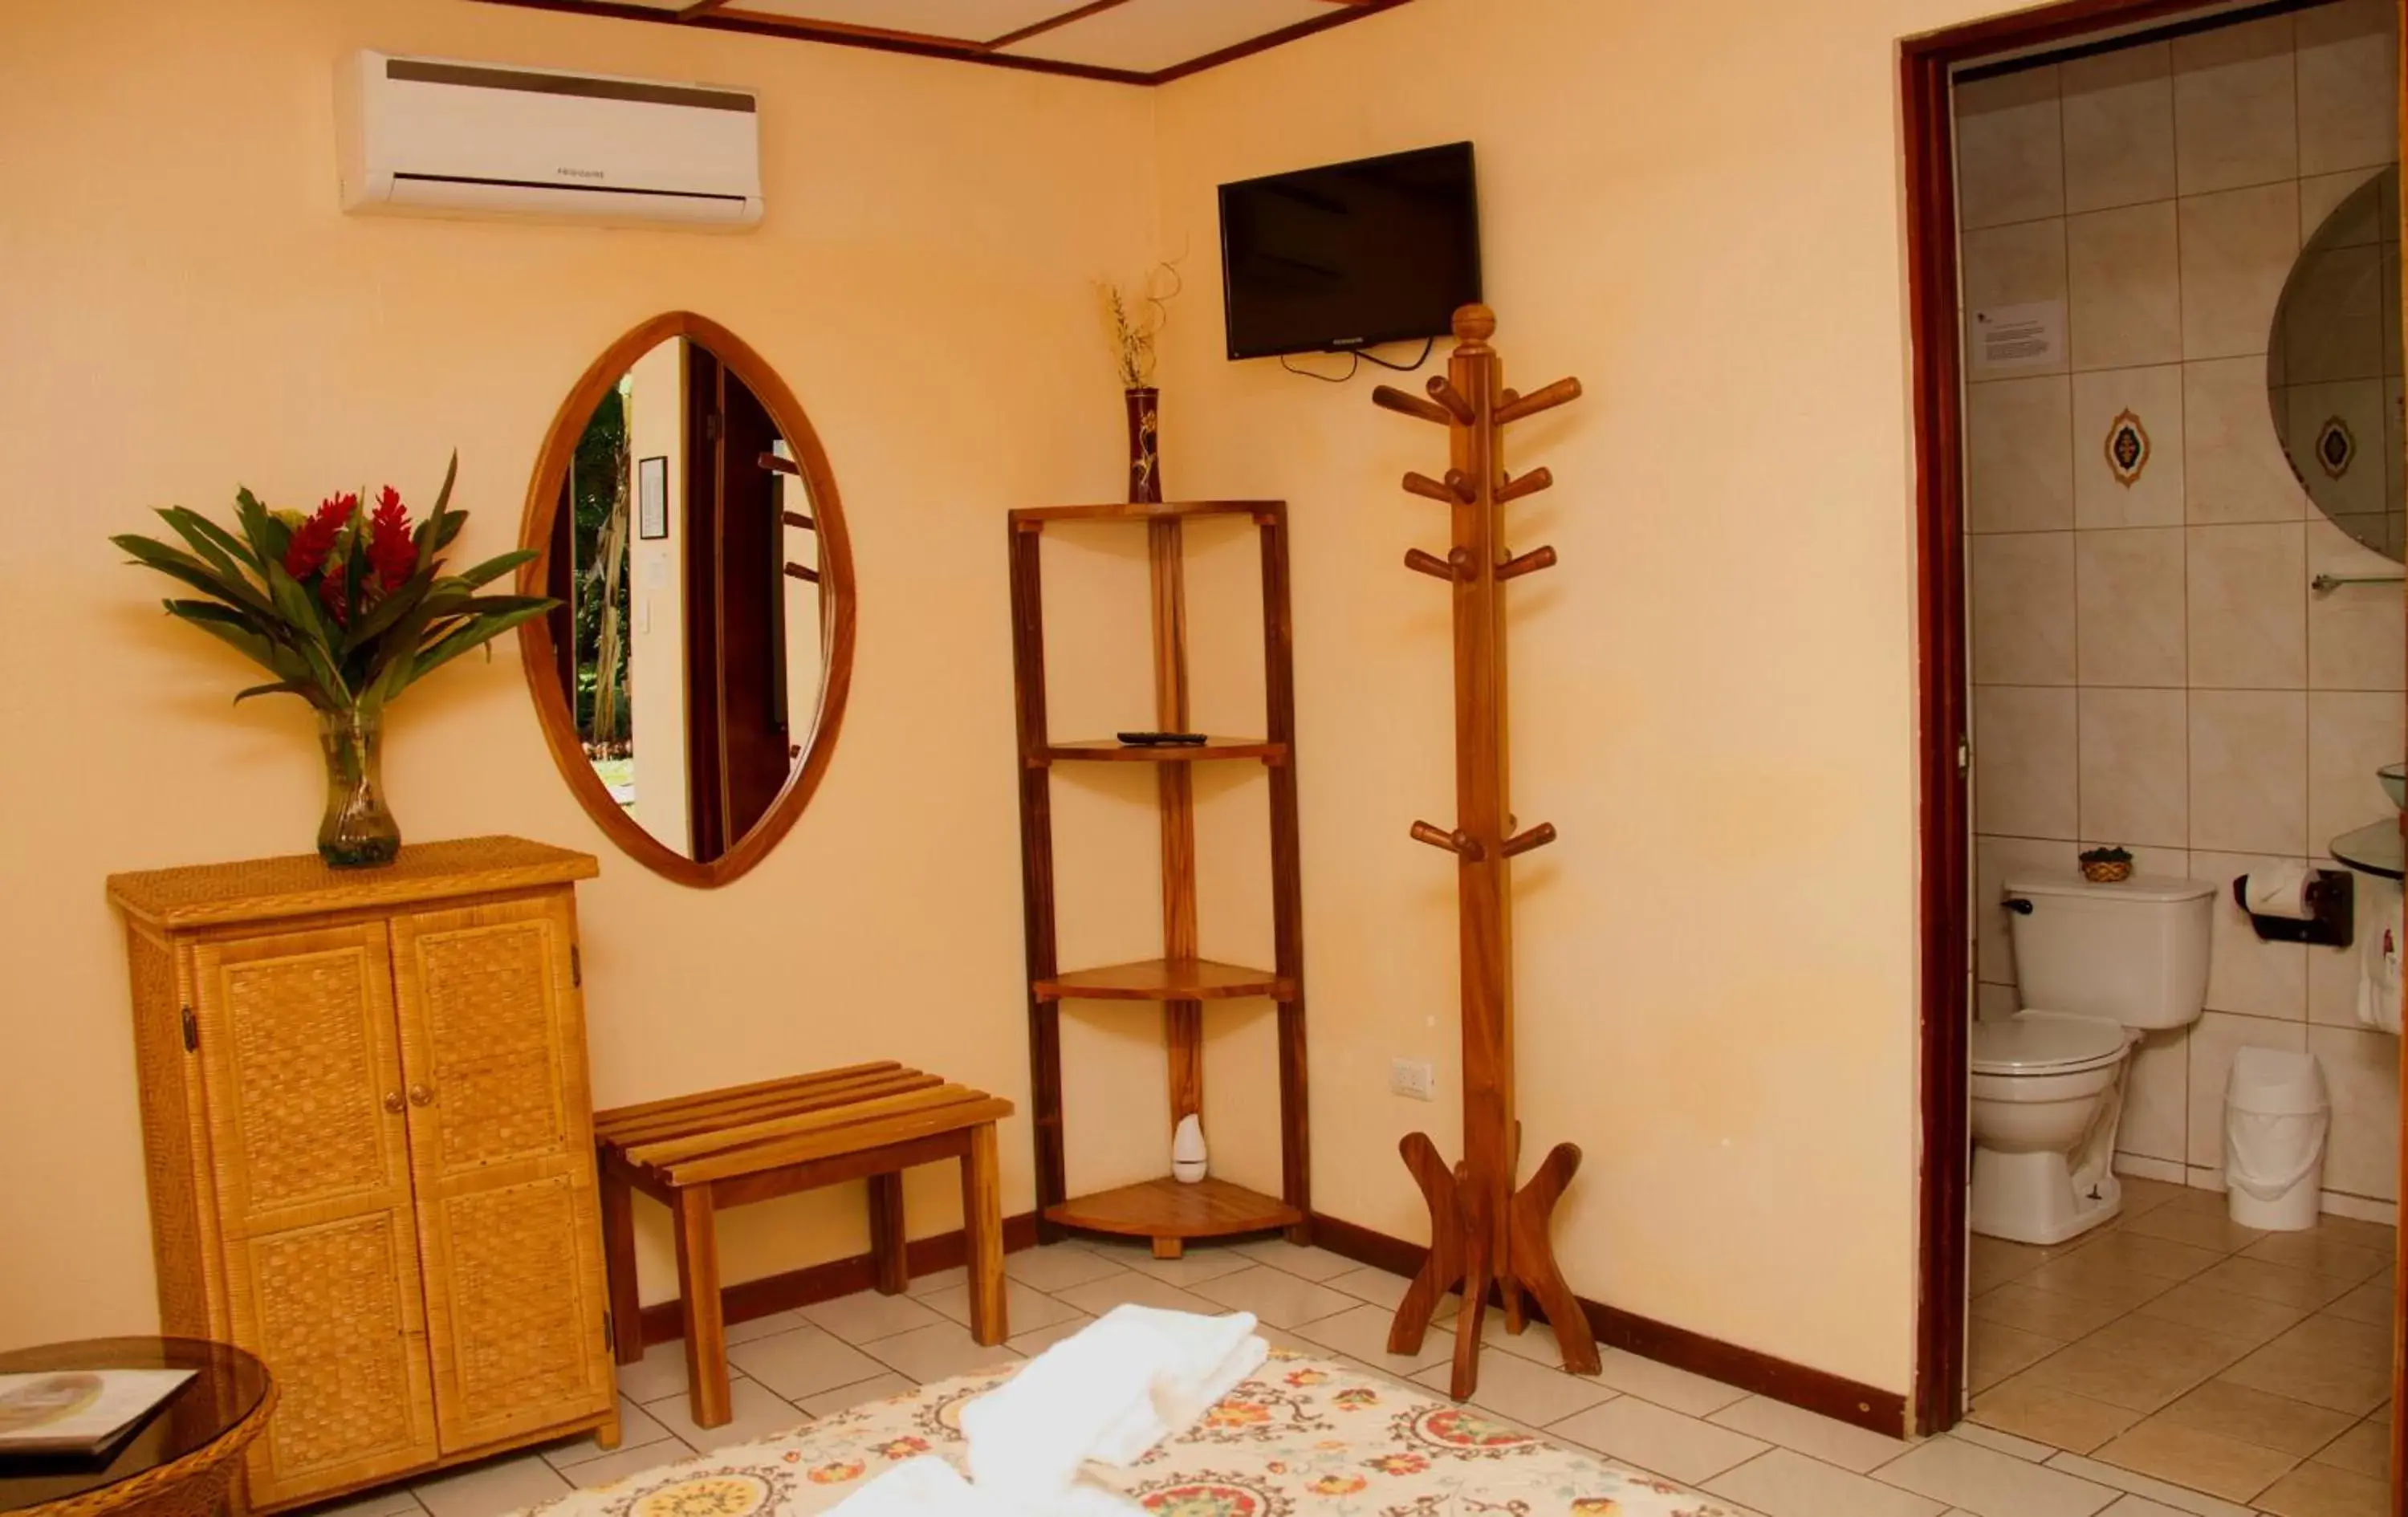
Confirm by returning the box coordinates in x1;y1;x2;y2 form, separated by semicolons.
1387;1131;1602;1398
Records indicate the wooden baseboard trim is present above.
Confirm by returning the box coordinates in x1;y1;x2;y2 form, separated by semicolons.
638;1212;1039;1347
1310;1211;1909;1438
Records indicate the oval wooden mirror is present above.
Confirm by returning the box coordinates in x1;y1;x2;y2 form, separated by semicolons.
519;312;855;887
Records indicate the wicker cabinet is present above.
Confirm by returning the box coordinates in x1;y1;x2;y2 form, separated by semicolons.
109;839;619;1513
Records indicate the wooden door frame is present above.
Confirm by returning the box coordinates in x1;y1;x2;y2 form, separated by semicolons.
1898;0;2408;1440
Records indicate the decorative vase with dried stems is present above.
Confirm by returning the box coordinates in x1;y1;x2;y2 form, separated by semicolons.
111;454;556;868
1102;261;1181;504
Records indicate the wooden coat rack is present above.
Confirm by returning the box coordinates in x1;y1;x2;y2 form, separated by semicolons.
1375;305;1601;1400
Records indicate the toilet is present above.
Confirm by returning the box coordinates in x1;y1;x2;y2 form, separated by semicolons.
1970;872;2215;1245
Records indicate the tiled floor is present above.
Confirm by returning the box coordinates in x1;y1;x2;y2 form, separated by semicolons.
299;1212;2391;1517
1967;1176;2395;1516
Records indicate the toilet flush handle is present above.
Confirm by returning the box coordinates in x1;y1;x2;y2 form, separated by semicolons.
2004;897;2034;915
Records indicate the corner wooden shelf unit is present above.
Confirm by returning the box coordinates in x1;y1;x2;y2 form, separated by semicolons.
1008;498;1309;1258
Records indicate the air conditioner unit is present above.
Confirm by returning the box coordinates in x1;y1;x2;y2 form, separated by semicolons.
337;51;762;229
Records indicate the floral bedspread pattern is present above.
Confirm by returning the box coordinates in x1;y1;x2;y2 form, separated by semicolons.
526;1351;1748;1517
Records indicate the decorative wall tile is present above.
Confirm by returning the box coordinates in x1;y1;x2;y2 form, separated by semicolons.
2194;852;2312;1020
2172;13;2299;195
2310;1025;2400;1200
2062;42;2178;214
1968;376;2076;532
1976;685;2081;840
2184;358;2310;523
1975;835;2078;986
2308;525;2408;691
2178;182;2301;360
2186;523;2307;690
2123;1026;2190;1163
2186;1009;2309;1167
2068;201;2182;371
2080;687;2190;846
1963;218;2071;377
2284;380;2390;525
2074;366;2185;528
2075;527;2186;688
2307;690;2403;847
1973;532;2077;685
1958;64;2068;230
2296;0;2400;177
2189;689;2308;856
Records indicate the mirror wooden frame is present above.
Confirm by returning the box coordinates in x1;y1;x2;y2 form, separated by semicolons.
516;311;856;888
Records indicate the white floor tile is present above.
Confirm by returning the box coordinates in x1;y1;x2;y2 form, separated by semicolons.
724;1324;888;1401
411;1454;575;1517
1188;1265;1362;1328
1550;1395;1770;1484
1705;1447;1946;1517
1876;1436;2120;1517
639;1375;809;1454
1407;1349;1615;1428
1947;1421;2057;1462
2096;1497;2200;1517
1119;1244;1260;1287
1288;1302;1456;1376
1002;1245;1131;1293
798;1289;948;1345
722;1308;811;1347
292;1488;425;1517
918;1277;1087;1335
794;1373;917;1418
543;1396;675;1470
1709;1395;1918;1474
560;1438;695;1489
861;1320;1021;1381
903;1265;968;1297
1322;1264;1414;1309
1006;1317;1092;1356
1050;1271;1221;1317
613;1340;694;1404
1592;1348;1752;1417
2037;1451;2260;1517
1231;1238;1358;1281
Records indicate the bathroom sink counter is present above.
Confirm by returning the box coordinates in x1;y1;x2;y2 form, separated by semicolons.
2331;820;2403;881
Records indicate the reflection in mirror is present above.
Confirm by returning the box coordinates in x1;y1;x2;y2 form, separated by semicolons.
2268;165;2403;561
527;315;850;884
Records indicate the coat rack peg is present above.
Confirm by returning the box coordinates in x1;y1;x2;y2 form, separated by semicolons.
783;561;820;584
1495;546;1557;581
1495;377;1583;426
1404;548;1457;582
1442;470;1478;503
782;510;817;532
1496;468;1553;504
1402;472;1457;504
1373;386;1457;426
1410;820;1486;861
1425;377;1476;425
1501;823;1557;858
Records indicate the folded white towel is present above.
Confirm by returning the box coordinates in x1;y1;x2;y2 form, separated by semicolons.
832;1457;1137;1517
960;1304;1267;1495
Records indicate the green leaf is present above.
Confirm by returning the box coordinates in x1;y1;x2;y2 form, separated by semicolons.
158;507;261;581
393;604;551;693
234;487;292;568
232;681;314;705
262;563;351;702
113;534;265;612
441;548;541;592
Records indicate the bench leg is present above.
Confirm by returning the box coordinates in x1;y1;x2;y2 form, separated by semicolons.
868;1172;909;1296
960;1125;1007;1346
600;1160;644;1369
673;1187;733;1429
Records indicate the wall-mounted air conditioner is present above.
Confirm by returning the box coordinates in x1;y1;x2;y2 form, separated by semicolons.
336;50;763;229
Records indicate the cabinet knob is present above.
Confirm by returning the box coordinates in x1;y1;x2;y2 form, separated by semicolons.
383;1091;405;1115
408;1084;435;1108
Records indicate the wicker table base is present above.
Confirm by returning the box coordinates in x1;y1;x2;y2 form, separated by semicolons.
0;1340;275;1517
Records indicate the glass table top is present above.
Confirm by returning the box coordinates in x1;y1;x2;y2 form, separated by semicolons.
0;1338;268;1515
2331;820;2405;882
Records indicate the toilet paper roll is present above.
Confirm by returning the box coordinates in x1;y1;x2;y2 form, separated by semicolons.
2243;860;2316;920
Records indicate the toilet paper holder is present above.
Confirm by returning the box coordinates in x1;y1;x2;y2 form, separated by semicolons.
2235;868;2354;948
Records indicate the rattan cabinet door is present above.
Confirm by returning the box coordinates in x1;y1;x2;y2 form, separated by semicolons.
388;891;612;1454
189;923;440;1506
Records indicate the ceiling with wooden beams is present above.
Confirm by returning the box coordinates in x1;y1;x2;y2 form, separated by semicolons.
469;0;1411;84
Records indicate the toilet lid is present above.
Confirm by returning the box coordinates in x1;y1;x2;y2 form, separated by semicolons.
1971;1011;2128;1075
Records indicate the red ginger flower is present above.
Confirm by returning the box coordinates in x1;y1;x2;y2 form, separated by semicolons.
367;485;417;592
285;492;356;580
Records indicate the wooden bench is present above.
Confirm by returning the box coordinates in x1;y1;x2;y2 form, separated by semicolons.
593;1063;1015;1428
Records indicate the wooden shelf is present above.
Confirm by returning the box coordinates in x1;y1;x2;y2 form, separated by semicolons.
1035;957;1292;1003
1047;1176;1304;1242
1038;738;1287;766
1012;499;1279;525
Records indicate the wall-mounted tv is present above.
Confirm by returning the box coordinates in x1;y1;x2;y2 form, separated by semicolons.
1218;142;1482;362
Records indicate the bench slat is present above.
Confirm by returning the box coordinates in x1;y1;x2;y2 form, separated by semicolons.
594;1060;906;1134
666;1096;1017;1185
624;1081;980;1169
599;1069;940;1147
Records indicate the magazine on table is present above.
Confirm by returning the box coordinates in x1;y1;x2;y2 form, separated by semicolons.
0;1369;195;1459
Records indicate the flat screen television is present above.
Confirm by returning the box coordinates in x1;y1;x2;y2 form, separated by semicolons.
1218;142;1481;362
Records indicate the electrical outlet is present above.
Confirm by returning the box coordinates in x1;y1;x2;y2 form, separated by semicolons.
1389;1058;1434;1101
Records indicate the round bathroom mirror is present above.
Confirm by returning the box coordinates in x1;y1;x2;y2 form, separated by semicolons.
2266;165;2403;560
519;312;854;887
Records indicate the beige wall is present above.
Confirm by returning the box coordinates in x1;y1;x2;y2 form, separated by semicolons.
0;0;1161;1346
1;0;2062;1404
1959;3;2406;1218
1150;0;2023;1395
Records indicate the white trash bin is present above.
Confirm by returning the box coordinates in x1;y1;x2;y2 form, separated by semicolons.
2224;1047;2329;1231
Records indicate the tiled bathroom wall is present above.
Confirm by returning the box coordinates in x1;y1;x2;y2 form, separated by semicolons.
1959;0;2406;1218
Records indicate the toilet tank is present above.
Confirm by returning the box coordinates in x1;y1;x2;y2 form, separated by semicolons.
2003;873;2215;1030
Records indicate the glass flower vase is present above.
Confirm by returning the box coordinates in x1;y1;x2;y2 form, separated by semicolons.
317;706;401;868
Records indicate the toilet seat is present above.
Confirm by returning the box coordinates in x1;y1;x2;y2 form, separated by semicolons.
1971;1010;2128;1077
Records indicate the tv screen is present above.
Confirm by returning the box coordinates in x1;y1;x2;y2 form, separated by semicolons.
1218;142;1482;362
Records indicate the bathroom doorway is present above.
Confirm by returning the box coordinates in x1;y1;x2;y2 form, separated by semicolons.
1904;0;2406;1504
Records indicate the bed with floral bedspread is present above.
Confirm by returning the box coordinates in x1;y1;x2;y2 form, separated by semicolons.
527;1350;1747;1517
